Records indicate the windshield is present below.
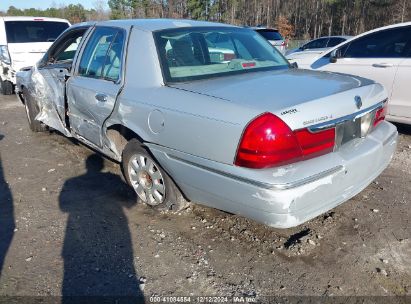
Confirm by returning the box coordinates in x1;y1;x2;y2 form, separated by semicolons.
5;21;69;43
256;29;283;41
154;27;289;83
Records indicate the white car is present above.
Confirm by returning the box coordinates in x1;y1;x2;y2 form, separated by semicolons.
252;27;286;54
289;22;411;124
286;36;351;57
0;16;70;95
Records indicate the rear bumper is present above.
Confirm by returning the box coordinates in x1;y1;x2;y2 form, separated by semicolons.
149;121;397;228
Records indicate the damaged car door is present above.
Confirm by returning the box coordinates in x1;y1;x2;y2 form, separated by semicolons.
31;26;90;135
66;26;125;147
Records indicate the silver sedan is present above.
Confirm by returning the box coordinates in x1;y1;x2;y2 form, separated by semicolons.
16;19;398;228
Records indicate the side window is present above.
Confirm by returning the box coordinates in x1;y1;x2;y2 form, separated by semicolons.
303;38;328;50
327;37;345;48
101;30;124;82
344;26;411;58
405;40;411;58
78;27;124;81
55;36;84;62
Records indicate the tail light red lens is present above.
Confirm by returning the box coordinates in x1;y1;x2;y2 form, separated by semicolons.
235;113;301;168
374;105;387;127
295;128;335;158
224;53;236;61
235;113;335;169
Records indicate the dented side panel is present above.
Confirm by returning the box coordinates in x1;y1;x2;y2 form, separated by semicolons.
16;65;71;136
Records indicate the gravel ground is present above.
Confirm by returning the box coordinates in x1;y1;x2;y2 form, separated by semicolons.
0;94;410;302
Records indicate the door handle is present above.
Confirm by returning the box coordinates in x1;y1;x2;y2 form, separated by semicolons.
372;63;394;68
95;93;108;102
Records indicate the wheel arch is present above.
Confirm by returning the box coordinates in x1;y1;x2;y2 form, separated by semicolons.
105;124;145;160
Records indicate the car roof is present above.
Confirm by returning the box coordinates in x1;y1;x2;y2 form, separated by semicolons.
315;35;352;39
249;27;279;31
0;16;70;23
95;18;235;32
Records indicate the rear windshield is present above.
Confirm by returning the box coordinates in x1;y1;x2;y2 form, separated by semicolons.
256;29;283;41
5;21;69;43
154;27;289;83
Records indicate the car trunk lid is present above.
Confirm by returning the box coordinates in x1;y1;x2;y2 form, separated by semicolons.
169;68;385;130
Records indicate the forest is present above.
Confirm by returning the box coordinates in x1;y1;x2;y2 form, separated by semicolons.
2;0;410;39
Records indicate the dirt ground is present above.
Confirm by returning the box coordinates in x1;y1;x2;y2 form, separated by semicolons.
0;94;410;302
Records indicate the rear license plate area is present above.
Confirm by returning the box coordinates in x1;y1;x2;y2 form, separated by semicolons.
335;111;375;148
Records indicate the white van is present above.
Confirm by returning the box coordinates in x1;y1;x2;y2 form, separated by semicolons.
0;16;70;95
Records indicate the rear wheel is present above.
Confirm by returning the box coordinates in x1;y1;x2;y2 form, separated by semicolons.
0;78;13;95
23;87;47;132
122;139;189;211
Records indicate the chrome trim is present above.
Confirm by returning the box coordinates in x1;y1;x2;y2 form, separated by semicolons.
168;154;344;190
308;100;386;133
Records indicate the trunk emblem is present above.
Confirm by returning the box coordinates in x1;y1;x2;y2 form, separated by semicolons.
355;96;362;109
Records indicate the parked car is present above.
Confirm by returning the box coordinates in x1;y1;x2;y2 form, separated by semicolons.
289;22;411;125
0;16;70;95
16;19;397;228
286;35;351;57
251;27;286;54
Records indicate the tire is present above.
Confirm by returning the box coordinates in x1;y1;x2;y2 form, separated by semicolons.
122;139;189;211
22;87;47;132
0;78;13;95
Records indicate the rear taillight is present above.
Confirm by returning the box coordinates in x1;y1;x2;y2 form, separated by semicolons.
374;104;387;127
224;53;236;61
235;113;335;169
294;128;335;158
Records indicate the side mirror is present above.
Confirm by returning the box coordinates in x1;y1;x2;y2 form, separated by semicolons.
330;49;339;63
290;62;298;69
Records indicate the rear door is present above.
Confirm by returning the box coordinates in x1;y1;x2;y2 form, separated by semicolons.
67;26;126;147
315;26;411;101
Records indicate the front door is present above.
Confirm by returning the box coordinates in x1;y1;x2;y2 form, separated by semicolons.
389;56;411;119
67;27;126;147
34;26;88;135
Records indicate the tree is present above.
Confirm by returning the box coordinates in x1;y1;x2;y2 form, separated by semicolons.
64;4;87;23
108;0;132;19
4;0;411;37
276;15;294;39
187;0;208;20
7;6;24;16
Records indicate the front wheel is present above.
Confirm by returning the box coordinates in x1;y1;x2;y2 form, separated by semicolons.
122;139;189;211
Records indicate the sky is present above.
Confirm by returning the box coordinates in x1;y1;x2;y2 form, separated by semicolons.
0;0;107;11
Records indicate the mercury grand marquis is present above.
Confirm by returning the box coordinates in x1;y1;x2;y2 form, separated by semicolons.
16;19;398;228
